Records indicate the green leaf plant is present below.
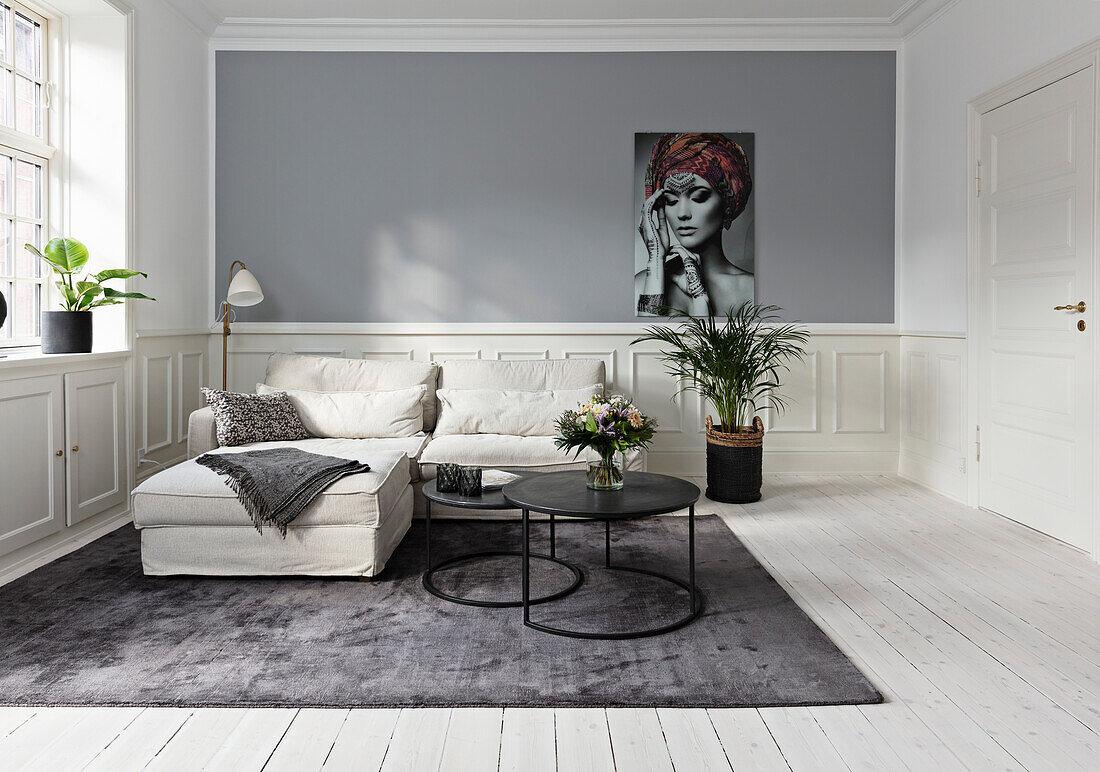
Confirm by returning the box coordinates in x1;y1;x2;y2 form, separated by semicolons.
632;302;810;433
25;237;156;311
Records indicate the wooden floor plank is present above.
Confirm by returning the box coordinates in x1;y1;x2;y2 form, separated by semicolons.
656;707;732;772
499;708;556;772
706;709;791;772
379;709;451;772
0;707;37;742
0;708;85;770
439;708;503;771
19;707;141;772
262;708;348;772
759;708;849;772
555;708;614;772
84;708;194;772
322;708;400;772
606;708;674;772
201;708;298;772
145;708;250;772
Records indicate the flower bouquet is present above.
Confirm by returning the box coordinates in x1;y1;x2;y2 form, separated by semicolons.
554;394;657;490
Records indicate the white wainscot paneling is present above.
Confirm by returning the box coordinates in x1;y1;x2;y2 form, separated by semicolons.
834;351;887;433
495;350;549;360
177;351;205;444
221;327;900;476
630;349;683;433
141;354;173;453
137;333;212;477
900;335;967;501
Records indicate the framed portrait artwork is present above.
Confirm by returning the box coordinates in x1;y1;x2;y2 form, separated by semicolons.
634;132;755;317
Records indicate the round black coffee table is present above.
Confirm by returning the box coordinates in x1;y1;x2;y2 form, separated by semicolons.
503;471;703;639
422;477;583;608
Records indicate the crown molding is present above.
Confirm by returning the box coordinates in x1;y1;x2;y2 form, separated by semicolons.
162;0;220;37
895;0;959;40
210;16;916;51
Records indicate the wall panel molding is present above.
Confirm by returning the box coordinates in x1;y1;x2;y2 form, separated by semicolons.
900;335;966;501
141;354;173;453
834;351;887;433
176;351;205;445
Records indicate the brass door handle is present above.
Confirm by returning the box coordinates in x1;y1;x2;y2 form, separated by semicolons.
1054;301;1086;312
55;450;63;457
71;445;79;452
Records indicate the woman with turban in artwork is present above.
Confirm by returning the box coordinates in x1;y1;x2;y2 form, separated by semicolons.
637;132;754;316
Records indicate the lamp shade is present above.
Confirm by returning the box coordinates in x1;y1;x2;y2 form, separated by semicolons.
226;268;264;307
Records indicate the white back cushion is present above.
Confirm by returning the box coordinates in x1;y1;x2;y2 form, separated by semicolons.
437;358;606;391
434;385;602;436
257;383;426;438
264;353;440;430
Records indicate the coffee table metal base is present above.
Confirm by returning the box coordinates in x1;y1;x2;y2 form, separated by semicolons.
521;506;704;640
423;551;583;608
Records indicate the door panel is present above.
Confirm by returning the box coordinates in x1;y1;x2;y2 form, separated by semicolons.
65;367;127;526
978;67;1095;549
0;374;65;557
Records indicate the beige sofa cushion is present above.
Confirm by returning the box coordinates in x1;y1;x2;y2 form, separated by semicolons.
256;383;426;438
133;442;409;529
419;434;645;477
433;385;601;437
437;358;605;391
265;353;440;430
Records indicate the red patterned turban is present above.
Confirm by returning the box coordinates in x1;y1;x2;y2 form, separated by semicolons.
644;133;753;229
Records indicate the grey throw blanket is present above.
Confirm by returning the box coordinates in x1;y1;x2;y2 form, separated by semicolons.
196;448;371;536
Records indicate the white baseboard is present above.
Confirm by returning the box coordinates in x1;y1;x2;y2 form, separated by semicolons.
650;449;901;476
898;449;966;502
0;509;134;588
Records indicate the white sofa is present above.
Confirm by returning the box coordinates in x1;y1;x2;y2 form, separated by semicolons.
132;353;646;577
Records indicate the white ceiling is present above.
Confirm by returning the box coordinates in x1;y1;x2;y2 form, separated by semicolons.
196;0;923;22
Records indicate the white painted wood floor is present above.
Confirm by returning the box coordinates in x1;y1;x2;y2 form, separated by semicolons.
2;474;1099;771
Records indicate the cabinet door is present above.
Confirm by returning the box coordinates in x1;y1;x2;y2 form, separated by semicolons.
65;366;127;526
0;374;65;557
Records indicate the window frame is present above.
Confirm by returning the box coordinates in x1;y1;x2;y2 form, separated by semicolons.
0;0;50;350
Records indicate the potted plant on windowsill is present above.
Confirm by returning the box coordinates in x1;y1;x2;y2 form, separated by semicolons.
633;302;809;503
26;237;156;354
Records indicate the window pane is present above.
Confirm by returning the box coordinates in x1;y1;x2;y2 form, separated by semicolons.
15;158;39;219
0;280;11;338
13;279;38;338
0;69;10;128
14;73;38;136
15;219;38;276
0;6;9;66
0;218;11;275
0;155;10;213
14;12;36;74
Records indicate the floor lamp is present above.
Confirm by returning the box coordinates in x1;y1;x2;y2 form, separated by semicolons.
221;260;264;390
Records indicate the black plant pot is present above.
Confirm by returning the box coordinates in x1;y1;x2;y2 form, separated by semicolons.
41;311;92;354
0;287;7;330
704;416;764;504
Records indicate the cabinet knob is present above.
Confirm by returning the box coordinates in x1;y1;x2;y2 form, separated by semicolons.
55;450;63;457
71;445;79;452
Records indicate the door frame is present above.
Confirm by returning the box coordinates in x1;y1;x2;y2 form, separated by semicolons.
966;38;1100;560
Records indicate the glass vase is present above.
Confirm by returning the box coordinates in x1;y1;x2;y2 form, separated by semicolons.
586;451;625;491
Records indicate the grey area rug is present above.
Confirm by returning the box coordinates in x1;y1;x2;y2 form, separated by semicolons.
0;516;882;708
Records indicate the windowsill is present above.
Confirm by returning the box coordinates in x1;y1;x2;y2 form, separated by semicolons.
0;347;131;370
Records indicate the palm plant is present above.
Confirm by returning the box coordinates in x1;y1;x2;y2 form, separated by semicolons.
633;302;809;432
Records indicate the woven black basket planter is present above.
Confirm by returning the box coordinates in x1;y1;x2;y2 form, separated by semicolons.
704;416;764;504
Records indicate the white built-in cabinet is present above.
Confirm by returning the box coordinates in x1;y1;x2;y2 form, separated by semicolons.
0;363;128;558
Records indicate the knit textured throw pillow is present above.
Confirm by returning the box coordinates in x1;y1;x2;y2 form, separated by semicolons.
201;388;311;447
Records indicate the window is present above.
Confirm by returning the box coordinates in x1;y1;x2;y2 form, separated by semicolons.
0;1;47;348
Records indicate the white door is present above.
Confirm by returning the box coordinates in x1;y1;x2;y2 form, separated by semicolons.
977;67;1096;549
0;374;65;556
64;366;127;526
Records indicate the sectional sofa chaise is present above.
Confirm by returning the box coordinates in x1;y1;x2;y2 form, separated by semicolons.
132;353;646;578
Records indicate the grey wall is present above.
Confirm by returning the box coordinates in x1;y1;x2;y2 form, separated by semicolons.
216;51;895;323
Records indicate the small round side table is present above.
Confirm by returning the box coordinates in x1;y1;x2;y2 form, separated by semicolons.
422;477;583;608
